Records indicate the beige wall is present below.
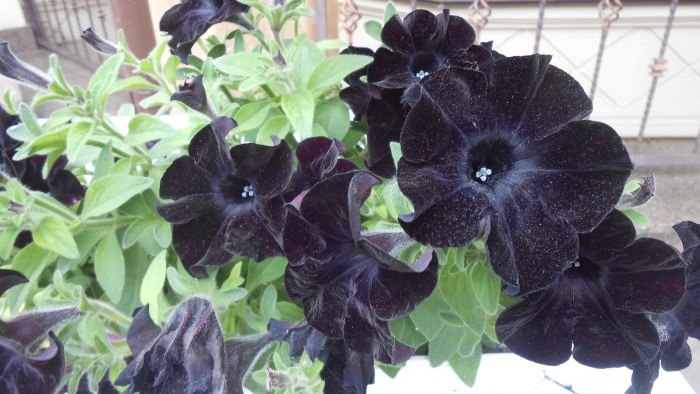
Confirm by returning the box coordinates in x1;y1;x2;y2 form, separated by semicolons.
0;0;27;30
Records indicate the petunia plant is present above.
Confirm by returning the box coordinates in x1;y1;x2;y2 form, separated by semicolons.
0;1;697;393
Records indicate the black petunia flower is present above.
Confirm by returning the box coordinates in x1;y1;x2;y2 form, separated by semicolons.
171;75;209;114
157;117;293;277
0;269;80;394
364;88;406;178
284;136;357;202
496;210;686;369
397;56;634;295
80;27;118;55
339;46;374;121
116;297;274;394
160;0;252;63
283;171;438;363
0;42;50;90
367;9;488;91
626;220;700;394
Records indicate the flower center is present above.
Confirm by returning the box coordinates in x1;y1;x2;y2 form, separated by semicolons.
241;185;255;198
415;70;430;80
467;138;517;185
410;52;439;80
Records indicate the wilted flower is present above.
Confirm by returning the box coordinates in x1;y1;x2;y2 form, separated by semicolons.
397;56;634;295
171;75;209;114
0;42;50;90
80;27;118;55
283;171;438;363
0;269;80;394
160;0;252;62
116;297;274;394
496;210;686;368
618;174;655;209
157;117;293;276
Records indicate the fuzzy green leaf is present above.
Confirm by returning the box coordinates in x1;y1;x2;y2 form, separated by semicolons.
82;175;153;218
94;231;125;303
281;89;314;139
33;216;79;259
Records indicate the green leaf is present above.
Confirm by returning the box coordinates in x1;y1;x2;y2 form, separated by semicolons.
235;101;273;132
383;1;397;23
213;52;272;77
257;116;291;144
82;175;153;218
448;344;481;387
457;327;481;357
93;142;114;180
87;53;125;104
94;231;126;303
277;301;304;322
364;20;383;41
313;98;350;139
621;208;649;229
389;316;428;348
307;55;372;92
428;323;462;367
140;250;167;320
281;89;314;139
246;257;286;291
439;261;486;333
410;290;450;340
470;263;501;315
66;121;94;162
126;114;177;145
152;218;172;248
7;243;56;313
260;285;278;319
213;287;247;307
109;76;160;94
18;103;44;138
32;216;79;259
286;36;325;87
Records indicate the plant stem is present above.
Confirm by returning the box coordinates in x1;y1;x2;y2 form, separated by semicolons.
84;298;132;328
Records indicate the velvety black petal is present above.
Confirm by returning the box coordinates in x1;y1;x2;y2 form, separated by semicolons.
656;314;692;372
160;0;251;62
320;340;375;394
496;291;572;366
398;183;491;247
267;320;326;359
520;120;633;232
485;55;592;142
579;209;636;256
380;15;414;55
340;85;371;122
188;117;236;175
172;210;228;277
439;14;476;60
0;332;66;394
48;169;85;206
224;333;274;394
117;298;229;394
229;141;292;197
223;207;283;261
673;221;700;339
604;238;685;314
157;194;217;224
0;269;27;296
674;220;700;264
159;156;213;200
404;10;438;49
367;48;410;88
0;307;81;348
626;360;659;394
299;172;380;241
343;304;380;354
296;137;343;180
281;211;327;265
171;75;208;111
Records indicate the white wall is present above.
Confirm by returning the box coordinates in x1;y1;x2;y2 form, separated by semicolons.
0;0;27;30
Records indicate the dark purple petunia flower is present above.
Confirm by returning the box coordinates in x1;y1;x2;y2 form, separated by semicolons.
0;42;50;90
116;297;274;394
626;221;700;394
364;88;406;178
339;46;374;122
0;269;80;394
80;27;118;56
283;171;438;363
367;9;488;91
397;55;634;295
496;210;686;369
284;136;357;202
157;117;293;277
171;75;209;114
160;0;252;63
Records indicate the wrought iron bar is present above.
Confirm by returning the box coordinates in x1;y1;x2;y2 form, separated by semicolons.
59;0;81;55
589;0;623;104
340;0;361;45
533;0;547;53
96;0;109;39
638;0;679;141
50;0;69;49
71;0;92;61
468;0;492;41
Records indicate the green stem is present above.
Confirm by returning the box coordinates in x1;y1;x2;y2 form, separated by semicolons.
261;84;276;99
220;85;236;103
101;121;150;157
85;298;132;328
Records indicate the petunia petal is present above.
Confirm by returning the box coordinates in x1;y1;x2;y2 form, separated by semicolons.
380;15;414;55
223;207;283;262
172;210;227;277
160;156;213;200
281;210;328;265
1;307;81;348
0;269;27;296
367;48;410;86
579;209;636;256
518;120;633;232
189;117;236;174
157;193;217;224
404;10;438;50
254;140;293;198
439;14;476;60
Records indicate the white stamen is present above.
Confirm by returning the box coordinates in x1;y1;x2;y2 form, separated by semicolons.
475;167;493;182
574;261;581;268
241;185;255;198
415;70;430;79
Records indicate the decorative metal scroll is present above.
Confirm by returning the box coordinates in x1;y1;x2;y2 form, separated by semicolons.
341;0;362;45
589;0;623;104
468;0;492;42
638;0;679;141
